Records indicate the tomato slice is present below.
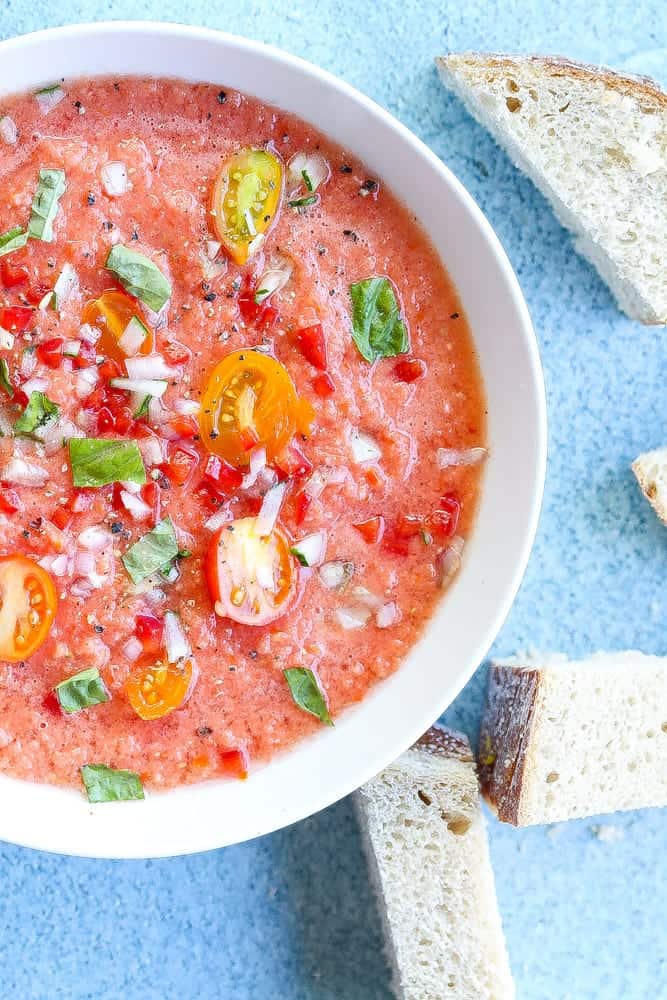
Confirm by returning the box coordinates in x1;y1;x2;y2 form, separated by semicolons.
0;555;57;662
82;290;152;363
211;148;283;265
206;517;295;626
199;349;300;467
126;658;195;721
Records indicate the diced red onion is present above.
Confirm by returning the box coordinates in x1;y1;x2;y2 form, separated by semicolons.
75;367;100;399
0;116;18;145
78;323;100;345
164;611;191;663
36;86;65;114
138;435;164;467
436;446;487;469
350;429;381;464
75;550;96;576
118;319;146;357
287;152;330;193
19;350;37;378
172;398;200;416
125;354;178;380
376;601;398;629
78;525;112;551
101;160;130;197
318;560;354;591
0;408;14;437
122;636;143;662
0;329;14;351
255;481;287;537
21;377;48;395
204;508;233;532
335;605;371;630
120;490;151;521
437;535;465;587
1;456;48;485
292;531;327;568
148;396;168;426
349;585;383;609
254;253;293;305
120;480;141;495
38;553;69;577
53;263;78;306
242;446;267;489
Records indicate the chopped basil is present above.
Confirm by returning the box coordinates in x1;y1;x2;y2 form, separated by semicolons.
122;516;179;584
69;438;146;487
81;764;144;803
28;168;66;242
350;276;409;363
0;360;13;398
284;667;333;725
0;227;28;258
133;394;151;419
302;168;314;192
288;195;318;209
55;667;110;714
14;391;59;436
105;244;172;312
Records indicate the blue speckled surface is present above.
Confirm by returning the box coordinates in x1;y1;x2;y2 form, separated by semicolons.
1;5;667;998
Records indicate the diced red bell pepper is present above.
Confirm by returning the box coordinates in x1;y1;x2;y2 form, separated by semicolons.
71;489;95;513
311;372;335;398
381;527;411;556
394;513;426;539
295;491;312;526
160;444;200;486
51;506;73;531
294;323;327;370
164;414;199;439
72;341;97;370
135;612;163;655
0;306;36;333
274;444;313;481
218;748;249;780
237;276;280;330
96;406;115;434
36;337;64;369
238;425;260;453
0;487;22;515
163;340;191;366
394;357;427;383
43;690;62;717
98;358;122;382
0;259;30;289
141;481;161;526
25;283;51;306
352;515;385;544
203;454;243;494
429;491;461;539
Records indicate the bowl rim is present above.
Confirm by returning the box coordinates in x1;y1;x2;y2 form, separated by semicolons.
0;20;547;858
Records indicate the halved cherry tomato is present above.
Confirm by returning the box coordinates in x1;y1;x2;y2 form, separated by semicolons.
0;555;57;662
126;657;195;721
0;306;35;333
294;323;327;370
199;349;300;467
353;515;385;544
82;290;152;363
211;148;283;265
206;517;295;626
135;613;163;655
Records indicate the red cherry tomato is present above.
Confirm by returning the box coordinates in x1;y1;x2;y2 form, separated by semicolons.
0;306;36;333
311;372;335;398
294;323;327;370
352;515;385;544
0;259;30;288
36;337;64;369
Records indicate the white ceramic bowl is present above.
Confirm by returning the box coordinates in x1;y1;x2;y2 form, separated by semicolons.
0;22;546;858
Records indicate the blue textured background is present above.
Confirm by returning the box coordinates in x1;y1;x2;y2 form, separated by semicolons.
2;5;667;998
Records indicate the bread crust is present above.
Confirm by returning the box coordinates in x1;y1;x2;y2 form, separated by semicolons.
440;52;667;109
478;665;541;824
415;724;475;762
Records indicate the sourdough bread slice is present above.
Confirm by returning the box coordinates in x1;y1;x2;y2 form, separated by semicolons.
480;652;667;825
356;726;514;1000
632;447;667;525
436;53;667;324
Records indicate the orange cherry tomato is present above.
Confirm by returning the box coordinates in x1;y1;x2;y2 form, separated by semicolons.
126;658;195;721
211;148;283;265
0;555;57;662
205;517;295;626
82;290;153;363
199;349;301;467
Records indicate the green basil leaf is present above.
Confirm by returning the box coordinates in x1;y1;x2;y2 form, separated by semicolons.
0;360;13;399
105;244;172;312
55;667;110;714
28;168;66;243
122;516;179;584
69;438;146;487
0;227;29;258
350;276;409;363
81;764;144;803
284;667;333;725
14;391;59;436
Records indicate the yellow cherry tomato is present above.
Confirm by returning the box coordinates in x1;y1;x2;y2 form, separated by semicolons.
82;290;152;362
211;148;283;265
199;349;301;467
126;658;195;721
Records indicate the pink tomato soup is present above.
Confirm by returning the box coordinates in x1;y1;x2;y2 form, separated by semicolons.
0;77;486;794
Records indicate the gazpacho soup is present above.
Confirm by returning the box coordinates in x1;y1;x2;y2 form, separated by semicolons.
0;77;486;803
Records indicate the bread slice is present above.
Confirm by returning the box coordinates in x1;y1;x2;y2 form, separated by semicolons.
436;53;667;324
356;726;514;1000
480;652;667;825
632;447;667;525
